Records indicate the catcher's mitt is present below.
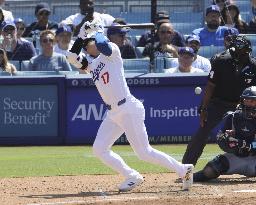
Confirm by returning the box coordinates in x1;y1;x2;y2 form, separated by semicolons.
217;130;251;157
217;131;239;154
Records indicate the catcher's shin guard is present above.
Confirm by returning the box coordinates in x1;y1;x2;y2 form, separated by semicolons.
194;155;229;182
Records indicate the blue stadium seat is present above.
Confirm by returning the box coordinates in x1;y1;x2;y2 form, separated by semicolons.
154;57;178;73
123;58;150;73
198;46;224;59
20;60;30;71
170;12;203;24
165;58;178;69
172;22;202;35
154;57;165;73
0;71;11;76
10;60;21;71
135;47;145;58
119;12;150;24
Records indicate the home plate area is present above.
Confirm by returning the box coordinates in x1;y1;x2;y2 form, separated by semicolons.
1;173;256;205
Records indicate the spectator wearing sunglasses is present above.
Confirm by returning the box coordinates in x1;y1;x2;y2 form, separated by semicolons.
23;2;58;38
143;22;179;58
28;30;72;71
14;18;28;42
137;11;185;47
0;21;36;61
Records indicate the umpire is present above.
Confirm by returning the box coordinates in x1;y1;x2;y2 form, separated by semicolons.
182;35;256;166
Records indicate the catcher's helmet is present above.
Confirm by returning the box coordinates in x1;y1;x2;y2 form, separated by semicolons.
229;35;252;58
240;86;256;119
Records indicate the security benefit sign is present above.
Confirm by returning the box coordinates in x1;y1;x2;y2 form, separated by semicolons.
0;85;58;137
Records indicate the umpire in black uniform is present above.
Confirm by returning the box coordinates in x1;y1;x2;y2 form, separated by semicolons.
182;35;256;166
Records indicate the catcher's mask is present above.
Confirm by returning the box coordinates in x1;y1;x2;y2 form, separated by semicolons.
240;86;256;119
229;35;252;60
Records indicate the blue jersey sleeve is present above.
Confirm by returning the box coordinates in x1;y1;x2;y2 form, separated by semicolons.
95;32;112;56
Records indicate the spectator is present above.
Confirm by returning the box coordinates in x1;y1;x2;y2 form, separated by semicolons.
23;2;58;38
0;21;36;61
137;11;185;47
14;18;28;42
28;30;72;71
0;48;16;73
143;22;179;58
164;47;203;74
212;0;235;11
223;27;239;49
61;0;114;36
54;25;74;56
107;23;137;59
0;0;14;22
221;4;248;34
193;5;231;46
248;0;256;33
171;35;211;73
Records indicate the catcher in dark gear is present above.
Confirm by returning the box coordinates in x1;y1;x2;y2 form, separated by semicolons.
182;35;256;166
194;86;256;182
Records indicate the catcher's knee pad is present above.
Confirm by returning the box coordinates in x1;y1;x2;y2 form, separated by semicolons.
203;154;229;179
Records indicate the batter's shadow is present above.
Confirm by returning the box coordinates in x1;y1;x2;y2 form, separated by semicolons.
20;189;159;199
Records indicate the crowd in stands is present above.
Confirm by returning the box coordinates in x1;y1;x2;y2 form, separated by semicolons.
0;0;256;74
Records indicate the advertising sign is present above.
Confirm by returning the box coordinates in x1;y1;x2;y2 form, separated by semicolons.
0;85;58;137
66;75;207;144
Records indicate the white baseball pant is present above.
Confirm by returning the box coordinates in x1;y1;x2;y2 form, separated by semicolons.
93;95;187;178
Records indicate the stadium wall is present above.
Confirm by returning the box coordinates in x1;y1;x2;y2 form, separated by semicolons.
0;73;212;145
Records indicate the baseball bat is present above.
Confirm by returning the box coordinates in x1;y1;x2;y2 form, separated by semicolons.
104;23;155;29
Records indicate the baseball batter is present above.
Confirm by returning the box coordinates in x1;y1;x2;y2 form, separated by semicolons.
67;20;193;192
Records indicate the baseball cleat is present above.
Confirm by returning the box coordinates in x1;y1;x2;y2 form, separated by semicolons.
182;164;194;191
118;174;144;192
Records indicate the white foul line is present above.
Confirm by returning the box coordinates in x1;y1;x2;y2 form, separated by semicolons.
233;190;256;193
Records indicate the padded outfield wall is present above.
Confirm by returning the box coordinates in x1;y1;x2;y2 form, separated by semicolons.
0;73;216;145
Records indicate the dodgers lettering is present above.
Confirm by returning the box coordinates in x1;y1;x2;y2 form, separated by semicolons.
91;62;105;83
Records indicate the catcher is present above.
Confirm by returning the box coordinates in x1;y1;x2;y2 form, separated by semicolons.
194;86;256;182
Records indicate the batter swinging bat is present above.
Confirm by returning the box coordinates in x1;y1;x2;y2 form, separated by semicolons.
104;23;155;29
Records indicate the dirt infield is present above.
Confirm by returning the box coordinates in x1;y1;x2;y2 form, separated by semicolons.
1;173;256;205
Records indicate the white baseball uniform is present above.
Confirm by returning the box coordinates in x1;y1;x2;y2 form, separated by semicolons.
85;42;189;179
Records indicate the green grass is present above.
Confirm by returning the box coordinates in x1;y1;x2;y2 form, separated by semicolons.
0;144;223;178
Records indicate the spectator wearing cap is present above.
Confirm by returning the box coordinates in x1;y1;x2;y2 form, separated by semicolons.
221;4;248;34
28;30;72;71
164;47;203;74
14;18;27;42
61;0;114;36
223;27;239;49
171;35;211;73
107;23;137;59
54;25;74;56
23;2;58;38
192;5;230;46
0;0;14;22
0;21;36;61
137;11;185;47
143;22;179;58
